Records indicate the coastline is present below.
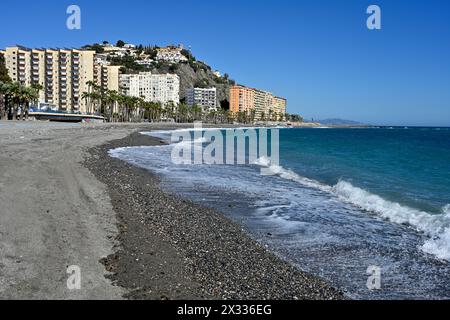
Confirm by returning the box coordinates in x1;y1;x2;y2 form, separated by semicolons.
86;129;346;300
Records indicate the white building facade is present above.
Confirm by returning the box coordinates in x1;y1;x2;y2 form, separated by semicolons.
120;72;180;105
156;46;188;63
186;87;217;112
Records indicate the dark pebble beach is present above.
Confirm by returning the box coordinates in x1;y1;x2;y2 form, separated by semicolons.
86;129;346;300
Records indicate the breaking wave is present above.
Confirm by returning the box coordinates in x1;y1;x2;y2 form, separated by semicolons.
254;158;450;261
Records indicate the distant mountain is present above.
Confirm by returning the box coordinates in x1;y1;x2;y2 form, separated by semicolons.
317;118;364;126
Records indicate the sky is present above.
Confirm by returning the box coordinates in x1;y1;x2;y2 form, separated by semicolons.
1;0;450;126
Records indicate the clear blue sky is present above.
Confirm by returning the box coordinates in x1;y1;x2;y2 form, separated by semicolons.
1;0;449;126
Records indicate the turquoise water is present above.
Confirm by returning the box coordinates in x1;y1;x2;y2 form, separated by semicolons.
281;128;450;215
110;127;450;299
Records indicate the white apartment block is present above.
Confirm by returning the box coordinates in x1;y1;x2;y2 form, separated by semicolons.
186;87;217;112
3;46;96;113
156;46;188;63
120;72;180;105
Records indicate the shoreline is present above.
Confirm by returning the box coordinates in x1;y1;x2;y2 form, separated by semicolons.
86;129;346;300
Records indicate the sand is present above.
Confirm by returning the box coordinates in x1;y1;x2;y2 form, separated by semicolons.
0;121;344;300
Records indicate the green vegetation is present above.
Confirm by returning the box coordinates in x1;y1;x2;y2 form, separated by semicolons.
143;46;158;59
288;114;303;122
81;82;236;124
0;53;11;83
116;40;125;48
82;43;105;53
109;55;146;72
0;81;41;120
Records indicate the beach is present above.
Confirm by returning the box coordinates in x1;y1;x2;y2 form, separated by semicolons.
0;122;343;300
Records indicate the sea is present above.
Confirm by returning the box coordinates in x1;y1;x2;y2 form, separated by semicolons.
109;127;450;299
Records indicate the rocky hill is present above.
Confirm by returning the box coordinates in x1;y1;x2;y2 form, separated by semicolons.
93;41;236;108
150;62;234;107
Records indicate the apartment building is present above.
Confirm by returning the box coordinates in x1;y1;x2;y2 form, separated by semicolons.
3;46;96;112
120;72;180;105
253;89;270;119
186;87;217;112
229;85;255;113
229;85;287;121
273;96;287;119
94;64;121;92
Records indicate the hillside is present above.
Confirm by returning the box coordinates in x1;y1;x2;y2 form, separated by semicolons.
150;62;234;108
88;41;236;108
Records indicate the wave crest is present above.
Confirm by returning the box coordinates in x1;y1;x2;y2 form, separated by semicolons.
254;159;450;261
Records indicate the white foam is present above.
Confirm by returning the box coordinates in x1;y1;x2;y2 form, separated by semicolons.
443;204;450;215
253;160;450;261
253;156;271;167
422;228;450;261
254;159;332;192
332;181;450;233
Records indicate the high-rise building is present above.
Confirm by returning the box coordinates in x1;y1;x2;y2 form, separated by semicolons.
229;85;255;113
94;64;121;92
273;96;287;119
186;87;217;112
3;46;96;113
229;85;287;121
120;72;180;105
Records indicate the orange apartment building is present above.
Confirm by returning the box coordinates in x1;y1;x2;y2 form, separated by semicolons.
230;85;255;113
229;85;286;120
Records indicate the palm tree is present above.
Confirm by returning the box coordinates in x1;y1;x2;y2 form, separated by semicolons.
260;111;266;123
106;90;120;122
188;104;202;123
268;109;274;122
285;112;290;122
250;109;256;124
9;82;22;120
20;86;39;120
24;83;42;120
81;91;92;114
0;81;9;120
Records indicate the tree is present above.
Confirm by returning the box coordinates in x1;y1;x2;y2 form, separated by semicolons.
0;53;11;83
116;40;125;48
82;43;104;53
0;81;11;119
